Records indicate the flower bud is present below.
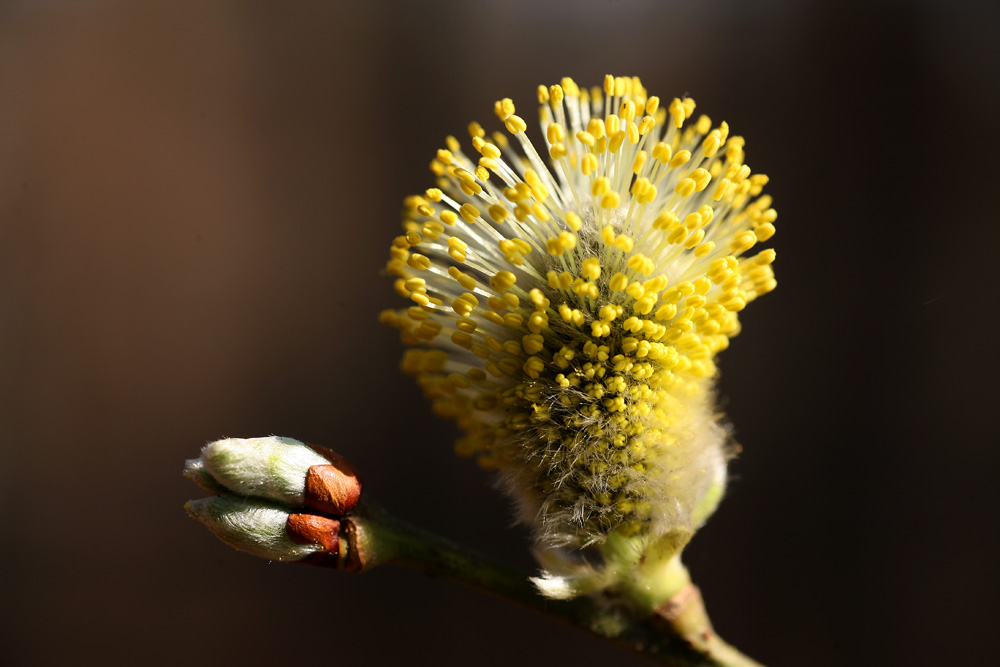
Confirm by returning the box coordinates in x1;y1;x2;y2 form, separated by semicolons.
189;436;362;515
182;457;227;495
185;495;338;563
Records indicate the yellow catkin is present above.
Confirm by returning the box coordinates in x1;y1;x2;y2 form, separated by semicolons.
383;75;778;568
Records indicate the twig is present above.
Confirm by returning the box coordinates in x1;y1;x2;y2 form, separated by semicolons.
345;502;763;667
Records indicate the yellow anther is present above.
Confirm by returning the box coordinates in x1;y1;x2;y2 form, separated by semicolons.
420;220;444;241
403;277;425;293
549;84;565;105
549;143;567;159
523;355;546;378
627;253;655;276
666;226;687;244
601;192;622;209
605;114;621;135
652;141;672;164
645;96;660;115
581;153;599;176
524;292;547;313
448;267;477;291
690;168;711;191
494;98;516;120
694;241;716;258
553;271;573;289
504;114;528;134
654;210;680;230
527;311;548;334
674;178;696;197
591;177;611;197
405;231;422;246
488;204;509;224
601;225;616;245
466;121;485;139
503;312;523;328
440;209;458;226
730;231;758;253
407;253;431;270
632;151;648;175
565;211;582;232
537;85;549;104
668;98;685;128
626;281;645;299
547;123;565;144
609;272;629;292
695;115;712;134
581;257;602;280
459;180;483;197
436;149;455;165
755;248;777;265
459;203;480;223
612;234;633;252
655;304;678;321
587;118;606;139
576;131;596;147
518;333;543;355
424;188;443;202
490;270;517;292
755;222;776;242
502;340;522;356
597;305;617;322
702;130;722;156
713;178;733;201
669;150;692;168
451;331;473;349
620;100;636;122
608;130;626;154
479;142;502;160
682;97;696;117
683;229;705;249
603;74;615;95
758;207;778;223
627;122;639;145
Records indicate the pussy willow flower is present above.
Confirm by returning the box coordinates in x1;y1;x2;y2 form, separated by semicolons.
382;75;776;554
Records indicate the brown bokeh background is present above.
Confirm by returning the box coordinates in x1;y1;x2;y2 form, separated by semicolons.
1;1;998;665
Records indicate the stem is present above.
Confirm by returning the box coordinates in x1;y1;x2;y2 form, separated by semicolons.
347;503;763;667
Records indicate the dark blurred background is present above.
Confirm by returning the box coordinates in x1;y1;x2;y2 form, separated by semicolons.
1;1;997;665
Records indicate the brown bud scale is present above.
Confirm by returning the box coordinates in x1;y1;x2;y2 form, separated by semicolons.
303;444;362;516
286;513;341;552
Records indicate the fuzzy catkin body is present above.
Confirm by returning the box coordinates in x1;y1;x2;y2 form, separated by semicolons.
384;75;775;552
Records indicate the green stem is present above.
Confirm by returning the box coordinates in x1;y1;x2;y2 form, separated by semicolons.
348;503;763;667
